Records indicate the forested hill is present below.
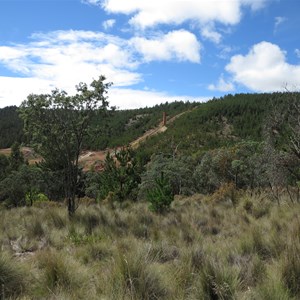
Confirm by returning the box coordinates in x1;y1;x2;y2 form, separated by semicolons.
136;92;294;158
0;101;197;149
0;92;295;153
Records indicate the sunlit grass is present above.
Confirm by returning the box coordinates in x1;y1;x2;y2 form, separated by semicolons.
0;192;299;299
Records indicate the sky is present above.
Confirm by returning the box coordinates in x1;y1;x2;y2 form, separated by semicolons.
0;0;299;109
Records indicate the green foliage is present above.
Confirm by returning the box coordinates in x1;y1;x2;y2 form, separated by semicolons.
9;141;24;171
137;92;298;158
0;154;9;181
193;141;266;194
85;100;198;150
96;147;141;201
139;154;195;200
146;172;174;213
26;192;48;206
0;164;43;207
264;92;300;187
19;76;111;215
0;169;26;207
0;106;23;148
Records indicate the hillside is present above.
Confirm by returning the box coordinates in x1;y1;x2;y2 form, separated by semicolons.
136;92;292;158
0;92;296;170
0;101;197;150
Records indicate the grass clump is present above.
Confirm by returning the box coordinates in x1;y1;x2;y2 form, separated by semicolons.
281;243;300;297
198;257;240;300
0;252;29;298
110;242;171;299
35;249;91;298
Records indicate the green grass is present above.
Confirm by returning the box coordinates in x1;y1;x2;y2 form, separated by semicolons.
0;192;299;299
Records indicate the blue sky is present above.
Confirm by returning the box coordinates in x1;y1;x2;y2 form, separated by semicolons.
0;0;299;109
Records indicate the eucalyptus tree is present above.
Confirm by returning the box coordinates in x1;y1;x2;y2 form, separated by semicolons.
19;76;112;215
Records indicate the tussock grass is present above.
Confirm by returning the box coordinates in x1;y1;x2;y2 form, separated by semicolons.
0;192;299;298
281;243;300;297
0;252;29;298
35;249;93;298
107;240;172;299
198;256;240;300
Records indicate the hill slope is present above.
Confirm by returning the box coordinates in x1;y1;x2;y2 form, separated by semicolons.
136;92;293;158
0;92;296;161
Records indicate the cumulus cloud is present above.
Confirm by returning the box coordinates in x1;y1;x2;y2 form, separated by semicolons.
130;30;201;63
92;0;270;42
0;30;137;107
226;41;300;92
208;75;235;92
100;0;264;27
0;29;202;108
0;30;140;88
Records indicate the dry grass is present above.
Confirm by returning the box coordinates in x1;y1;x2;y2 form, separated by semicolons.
0;191;299;299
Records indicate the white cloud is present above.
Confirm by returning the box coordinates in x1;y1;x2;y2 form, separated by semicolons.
0;30;139;107
0;29;203;108
208;75;235;92
130;30;201;63
226;41;300;92
101;0;241;27
0;77;54;107
81;0;272;46
102;19;116;30
0;76;205;109
0;31;140;88
108;87;208;109
201;24;222;44
95;0;270;41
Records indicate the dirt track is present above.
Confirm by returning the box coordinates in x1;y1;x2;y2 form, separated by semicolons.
0;109;192;171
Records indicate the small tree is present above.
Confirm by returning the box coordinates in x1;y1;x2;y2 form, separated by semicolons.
97;147;141;201
0;164;44;207
19;76;111;216
0;154;9;181
146;172;174;213
9;142;24;171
